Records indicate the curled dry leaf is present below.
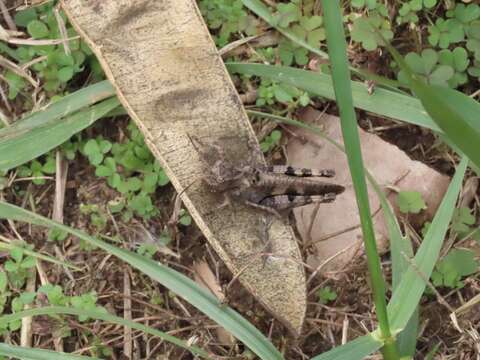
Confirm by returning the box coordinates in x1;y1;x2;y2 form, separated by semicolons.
286;107;450;272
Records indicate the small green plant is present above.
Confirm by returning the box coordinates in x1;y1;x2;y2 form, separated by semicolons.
271;0;327;66
4;244;36;289
427;18;465;49
260;130;282;153
38;284;69;306
137;243;158;258
48;227;69;243
451;207;479;241
256;78;310;107
437;48;469;88
350;13;393;51
81;122;170;221
1;3;102;100
79;203;108;235
466;20;480;61
316;286;337;304
178;209;192;226
431;249;478;289
17;155;56;185
396;0;437;25
397;49;455;88
397;190;427;214
0;270;10;315
198;0;259;47
446;3;480;25
8;292;36;331
351;0;378;10
90;336;114;358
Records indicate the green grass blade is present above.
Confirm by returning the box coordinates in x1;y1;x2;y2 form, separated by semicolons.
0;202;283;360
0;306;210;359
0;240;81;271
310;334;383;360
0;81;115;135
227;63;439;133
388;157;468;331
0;343;100;360
0;97;120;171
321;0;393;346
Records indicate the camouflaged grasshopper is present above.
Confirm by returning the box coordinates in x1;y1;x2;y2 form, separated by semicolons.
189;135;345;218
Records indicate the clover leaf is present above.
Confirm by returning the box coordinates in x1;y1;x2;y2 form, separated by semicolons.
272;2;301;28
447;3;480;24
466;20;480;61
437;47;469;88
351;0;378;10
397;190;427;214
468;60;480;80
398;49;454;87
351;14;393;51
451;207;476;234
427;18;464;49
431;249;478;289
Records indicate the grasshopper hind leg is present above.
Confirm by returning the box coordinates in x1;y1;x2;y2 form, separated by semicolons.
267;165;336;178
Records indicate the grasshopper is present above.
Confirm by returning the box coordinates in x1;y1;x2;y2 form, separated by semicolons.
189;135;345;217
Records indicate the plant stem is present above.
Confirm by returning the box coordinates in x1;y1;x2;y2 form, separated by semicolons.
320;1;399;358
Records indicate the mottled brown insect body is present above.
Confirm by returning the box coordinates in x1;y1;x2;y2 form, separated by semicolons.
189;135;345;215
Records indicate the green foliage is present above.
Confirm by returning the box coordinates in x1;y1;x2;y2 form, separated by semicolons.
466;20;480;61
4;244;36;289
397;190;427;214
137;243;158;258
351;0;378;10
451;207;479;241
446;3;480;25
256;78;310;107
397;0;437;25
431;249;478;289
270;0;326;66
198;0;259;47
47;227;69;242
38;284;69;306
437;48;469;88
3;71;27;100
81;122;170;220
79;203;108;235
260;130;282;153
0;270;9;315
427;18;464;49
90;336;114;358
351;14;393;51
0;4;103;101
397;49;455;88
316;286;337;304
17;155;56;185
178;209;192;226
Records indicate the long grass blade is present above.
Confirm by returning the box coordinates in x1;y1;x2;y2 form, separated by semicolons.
0;343;99;360
0;202;283;360
0;97;120;171
388;157;468;331
227;63;439;133
321;0;394;347
0;306;210;359
310;334;383;360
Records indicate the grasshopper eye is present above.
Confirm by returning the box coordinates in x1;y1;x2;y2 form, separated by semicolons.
250;169;261;185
